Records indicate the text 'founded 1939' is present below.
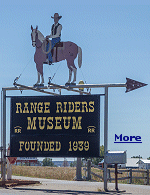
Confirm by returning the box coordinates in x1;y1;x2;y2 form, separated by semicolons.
10;95;100;157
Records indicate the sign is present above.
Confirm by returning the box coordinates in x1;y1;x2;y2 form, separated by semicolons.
10;95;100;157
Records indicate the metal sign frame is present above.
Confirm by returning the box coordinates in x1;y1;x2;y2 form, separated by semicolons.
1;78;147;191
10;94;100;158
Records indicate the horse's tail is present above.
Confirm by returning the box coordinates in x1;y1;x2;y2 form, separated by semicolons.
78;46;82;68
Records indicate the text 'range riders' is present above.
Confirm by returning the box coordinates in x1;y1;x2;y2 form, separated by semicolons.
10;95;100;157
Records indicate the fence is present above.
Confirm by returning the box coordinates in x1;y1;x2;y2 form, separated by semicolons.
109;168;149;185
83;162;149;185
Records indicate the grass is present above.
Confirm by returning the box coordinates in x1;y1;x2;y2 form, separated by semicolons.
12;166;77;180
1;165;149;185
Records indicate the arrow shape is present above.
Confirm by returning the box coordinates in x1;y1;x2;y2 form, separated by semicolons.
126;77;148;93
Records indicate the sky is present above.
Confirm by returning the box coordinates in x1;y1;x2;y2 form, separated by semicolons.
0;0;150;161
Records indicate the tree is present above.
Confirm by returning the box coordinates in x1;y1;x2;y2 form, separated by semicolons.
100;145;104;157
91;145;104;165
70;161;77;167
131;155;142;159
42;158;54;166
147;157;150;160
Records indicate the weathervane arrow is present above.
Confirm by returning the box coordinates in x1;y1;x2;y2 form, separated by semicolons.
126;77;148;93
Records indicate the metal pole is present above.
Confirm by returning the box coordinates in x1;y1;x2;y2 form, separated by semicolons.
76;157;82;180
87;159;91;180
3;83;126;91
76;90;84;181
1;91;3;179
104;87;108;191
2;88;6;181
115;164;118;190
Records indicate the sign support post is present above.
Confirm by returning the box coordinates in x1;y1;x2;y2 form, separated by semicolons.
1;88;6;181
76;89;85;181
76;158;82;180
104;87;108;191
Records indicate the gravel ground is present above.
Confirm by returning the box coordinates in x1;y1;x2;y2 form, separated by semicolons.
0;175;150;194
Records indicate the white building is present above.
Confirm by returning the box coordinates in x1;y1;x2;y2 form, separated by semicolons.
126;158;139;169
119;158;139;169
137;159;150;169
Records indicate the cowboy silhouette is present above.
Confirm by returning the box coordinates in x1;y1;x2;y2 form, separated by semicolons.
46;13;62;65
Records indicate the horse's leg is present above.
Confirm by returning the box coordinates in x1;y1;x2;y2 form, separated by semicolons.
72;67;77;83
36;61;45;85
41;74;44;84
67;69;72;84
36;71;40;84
66;59;77;84
68;60;77;84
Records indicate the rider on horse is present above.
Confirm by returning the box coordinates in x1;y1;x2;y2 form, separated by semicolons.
46;13;62;65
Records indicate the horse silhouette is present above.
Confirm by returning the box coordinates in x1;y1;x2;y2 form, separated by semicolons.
31;26;82;85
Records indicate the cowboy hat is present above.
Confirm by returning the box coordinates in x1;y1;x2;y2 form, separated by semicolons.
51;13;62;20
